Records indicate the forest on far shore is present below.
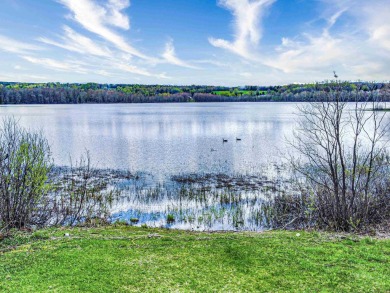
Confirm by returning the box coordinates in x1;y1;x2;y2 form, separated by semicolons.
0;81;389;104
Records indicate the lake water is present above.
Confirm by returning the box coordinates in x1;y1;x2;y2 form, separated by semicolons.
3;102;378;230
0;102;299;175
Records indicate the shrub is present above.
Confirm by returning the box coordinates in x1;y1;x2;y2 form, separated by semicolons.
0;118;52;230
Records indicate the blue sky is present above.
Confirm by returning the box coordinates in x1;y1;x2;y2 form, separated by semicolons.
0;0;389;85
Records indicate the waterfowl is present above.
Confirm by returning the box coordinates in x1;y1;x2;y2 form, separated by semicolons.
222;139;228;142
236;137;241;141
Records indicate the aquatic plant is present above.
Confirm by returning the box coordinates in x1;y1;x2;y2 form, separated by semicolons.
167;214;175;223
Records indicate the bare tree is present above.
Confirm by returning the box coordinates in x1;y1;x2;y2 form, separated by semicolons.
0;118;52;230
291;79;390;231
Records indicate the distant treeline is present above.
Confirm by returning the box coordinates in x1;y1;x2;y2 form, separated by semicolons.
0;81;389;104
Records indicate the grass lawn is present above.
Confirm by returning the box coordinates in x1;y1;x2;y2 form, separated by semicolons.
0;226;389;292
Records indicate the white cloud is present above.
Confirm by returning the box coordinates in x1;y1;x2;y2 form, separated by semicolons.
116;62;167;78
264;32;348;73
239;72;252;77
162;39;200;69
359;1;390;52
22;56;87;74
0;72;49;82
0;35;41;54
370;25;390;51
39;26;112;57
324;8;346;34
263;0;390;80
106;0;130;29
95;69;113;77
22;54;168;79
55;0;195;74
209;0;275;59
58;0;151;60
193;59;230;67
208;0;390;82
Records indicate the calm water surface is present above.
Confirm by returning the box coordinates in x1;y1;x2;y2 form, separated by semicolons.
0;102;299;175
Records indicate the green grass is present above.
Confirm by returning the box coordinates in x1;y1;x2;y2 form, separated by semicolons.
1;226;389;292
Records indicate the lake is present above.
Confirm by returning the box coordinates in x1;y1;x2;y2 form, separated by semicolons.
0;102;353;230
0;102;299;175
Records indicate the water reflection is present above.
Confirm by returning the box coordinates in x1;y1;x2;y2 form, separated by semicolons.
0;103;298;175
109;167;289;231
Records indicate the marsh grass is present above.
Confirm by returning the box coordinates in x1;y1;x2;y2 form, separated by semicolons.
47;163;388;233
47;165;300;231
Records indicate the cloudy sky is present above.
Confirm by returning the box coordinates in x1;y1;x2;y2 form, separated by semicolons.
0;0;389;85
